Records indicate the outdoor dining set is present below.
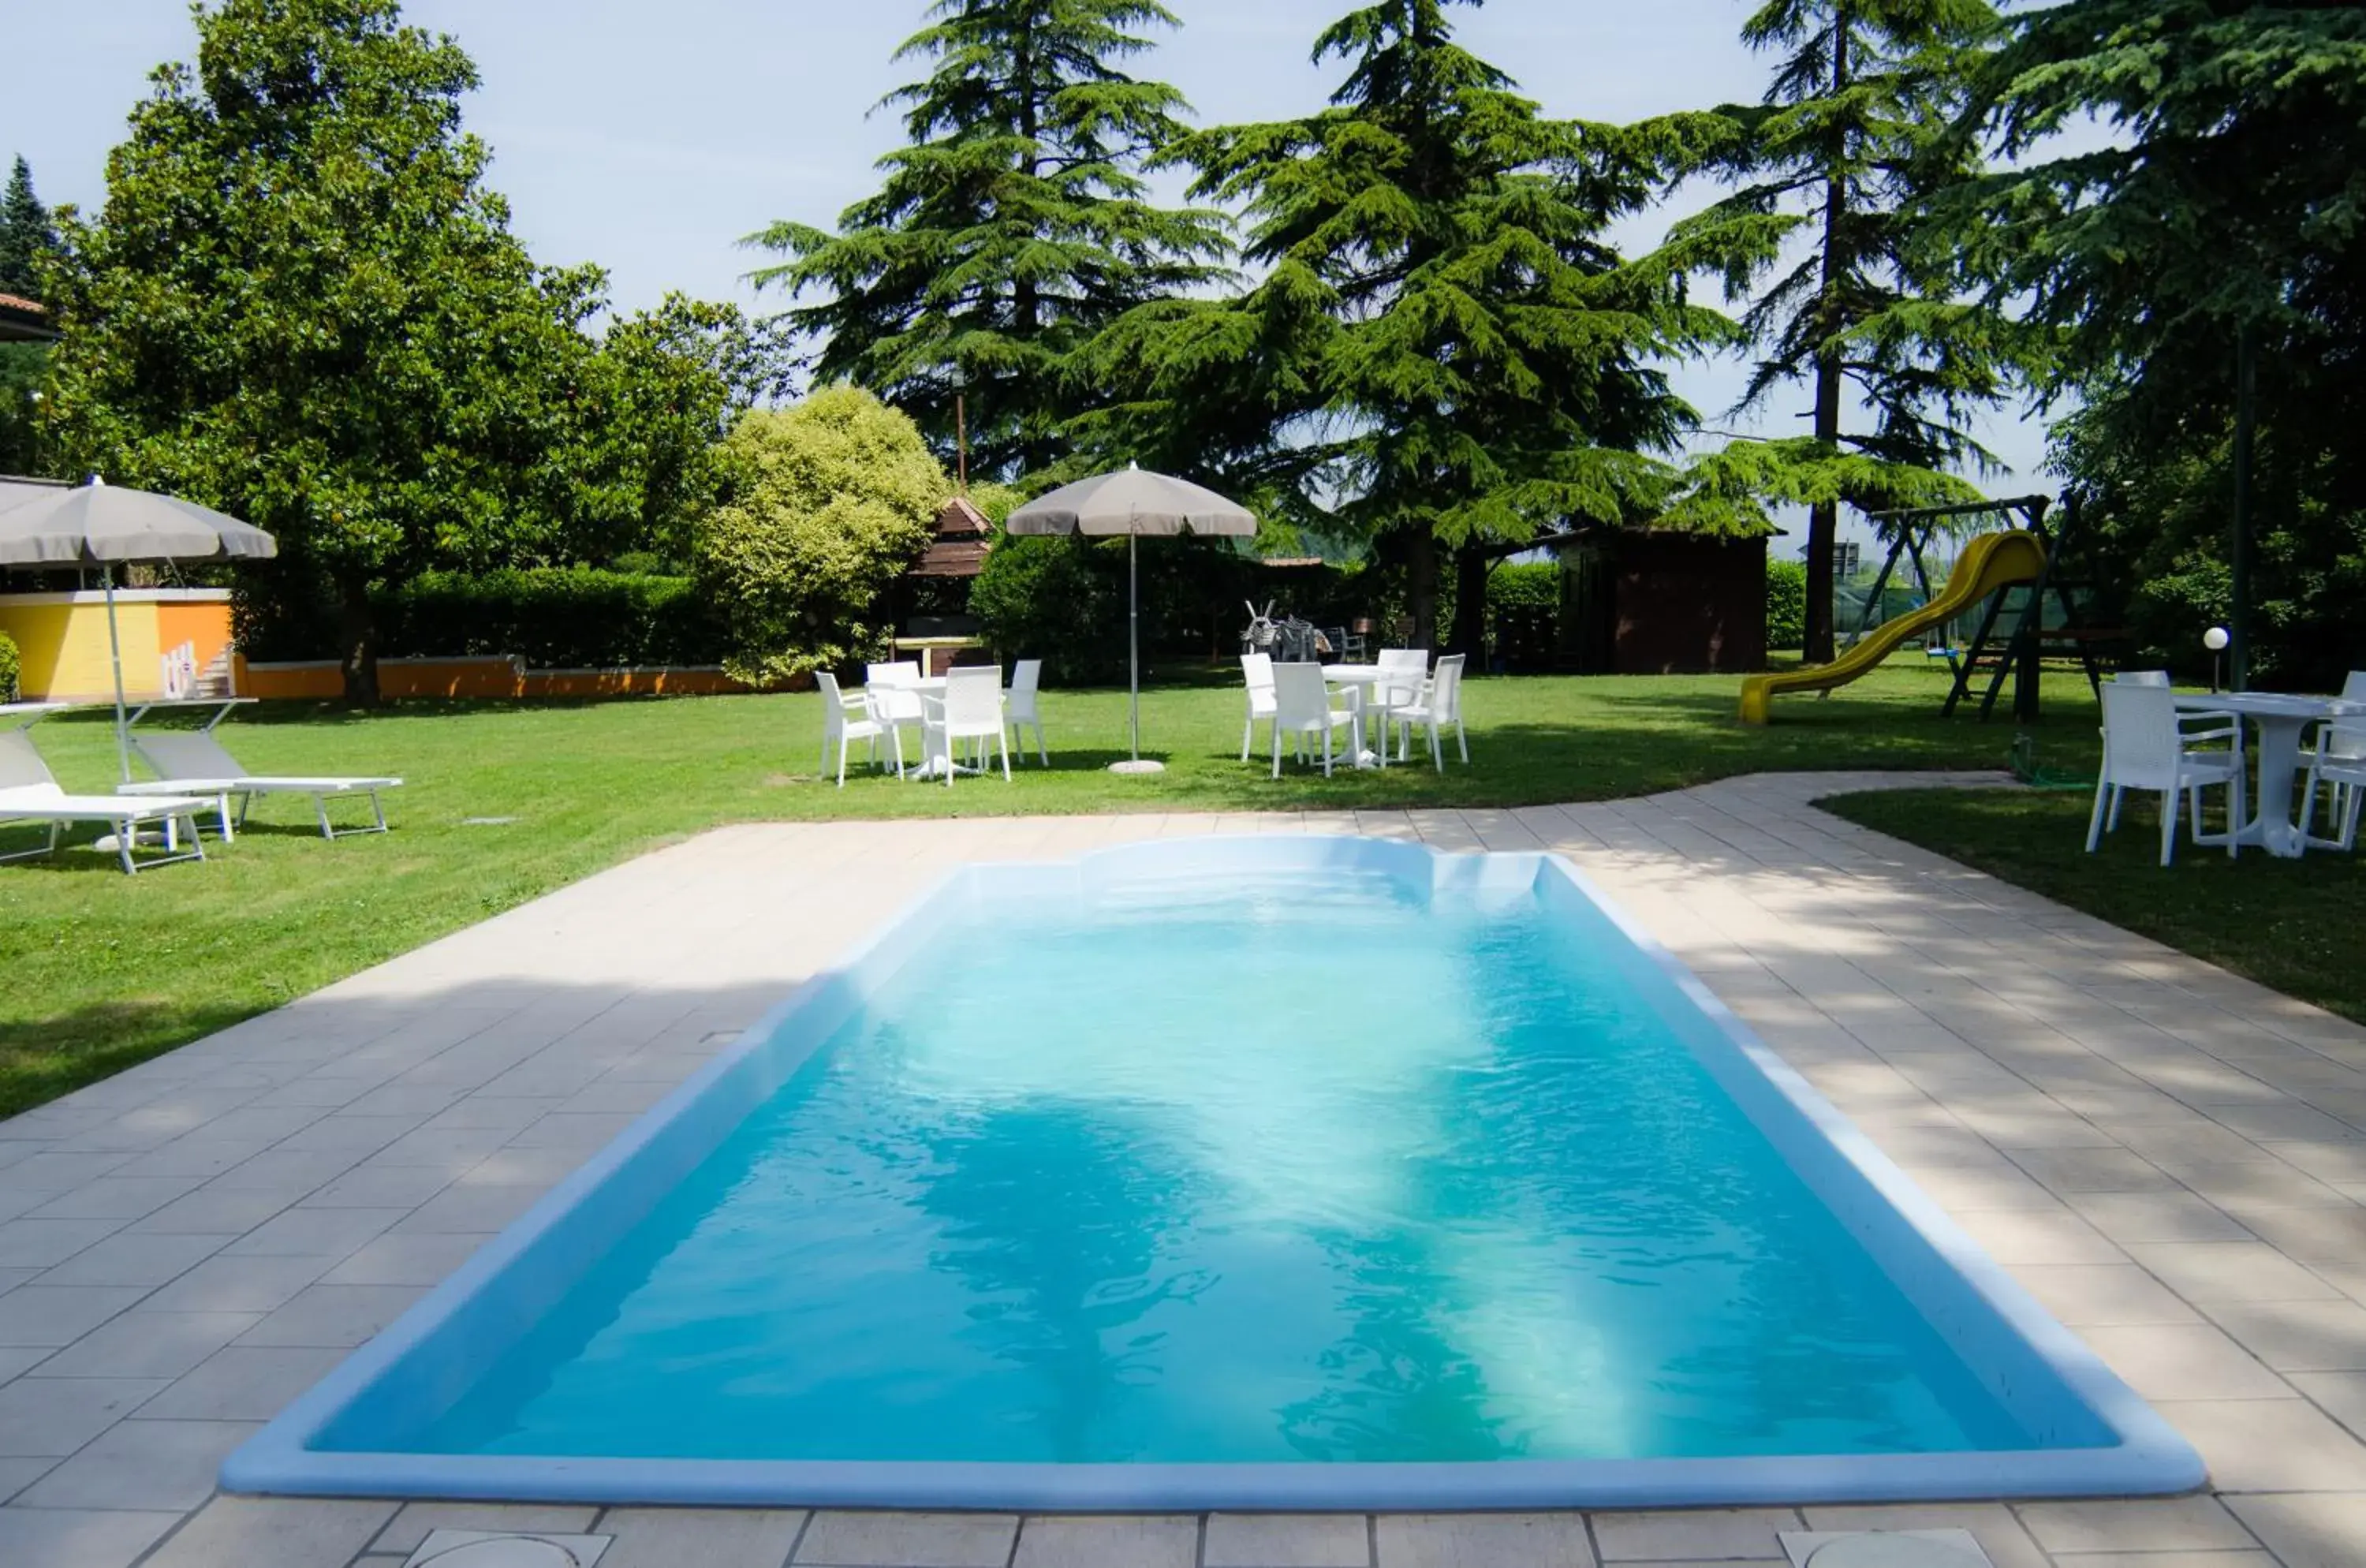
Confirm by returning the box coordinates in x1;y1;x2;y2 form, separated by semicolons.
2085;669;2366;865
1241;648;1470;777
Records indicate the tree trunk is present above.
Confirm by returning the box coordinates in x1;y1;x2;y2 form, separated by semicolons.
1448;543;1488;665
1804;4;1853;666
1404;527;1439;651
337;575;382;707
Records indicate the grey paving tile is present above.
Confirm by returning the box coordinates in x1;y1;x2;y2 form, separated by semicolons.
2222;1491;2366;1568
322;1230;491;1286
24;1176;204;1221
1376;1513;1593;1566
236;1283;424;1347
2291;1370;2366;1442
108;1140;273;1182
0;1376;167;1457
795;1510;1023;1566
1011;1514;1197;1568
144;1495;401;1568
35;1231;226;1289
388;1182;547;1234
13;1415;258;1510
2127;1241;2349;1304
140;1343;345;1421
34;1311;260;1379
218;1204;408;1260
1592;1508;1795;1561
2158;1396;2366;1490
127;1185;299;1237
0;1218;125;1270
372;1501;603;1554
2078;1322;2293;1400
0;1504;180;1568
1204;1513;1371;1568
597;1507;811;1568
298;1163;457;1209
2202;1298;2366;1372
2015;1495;2259;1554
140;1253;332;1314
0;1286;147;1348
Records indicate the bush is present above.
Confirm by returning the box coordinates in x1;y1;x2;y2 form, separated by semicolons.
693;386;946;681
970;531;1128;684
1767;558;1807;651
380;568;726;667
0;630;17;702
1486;561;1560;670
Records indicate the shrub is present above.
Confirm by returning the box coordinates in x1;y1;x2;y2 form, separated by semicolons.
693;386;946;681
0;630;17;701
1767;558;1807;650
969;531;1128;684
381;568;726;667
1486;561;1560;670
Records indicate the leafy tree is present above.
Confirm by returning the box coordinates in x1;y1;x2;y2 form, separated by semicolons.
1674;0;2010;663
1944;0;2366;685
693;385;948;681
748;0;1228;481
40;0;635;703
0;157;61;297
1137;0;1732;651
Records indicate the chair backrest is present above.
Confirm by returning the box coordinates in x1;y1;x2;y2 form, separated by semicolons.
865;660;921;686
942;665;1002;730
1009;659;1042;699
0;727;61;793
1376;647;1427;704
867;670;924;722
2115;669;2172;687
2344;670;2366;703
1429;653;1467;722
1272;662;1332;728
815;671;853;736
132;730;247;782
1241;651;1274;694
2098;681;2182;789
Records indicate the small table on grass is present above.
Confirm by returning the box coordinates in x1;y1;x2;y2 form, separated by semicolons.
2174;690;2366;858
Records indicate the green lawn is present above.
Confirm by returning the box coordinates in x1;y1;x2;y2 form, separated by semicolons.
1824;786;2366;1028
5;659;2103;1116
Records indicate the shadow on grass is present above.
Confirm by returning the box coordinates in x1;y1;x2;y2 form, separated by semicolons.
0;999;267;1121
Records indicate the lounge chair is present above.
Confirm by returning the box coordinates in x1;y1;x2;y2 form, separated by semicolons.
119;720;401;841
0;726;216;874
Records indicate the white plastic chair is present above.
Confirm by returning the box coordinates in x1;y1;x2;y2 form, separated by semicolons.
2114;670;2172;686
0;726;215;875
865;660;921;686
1270;661;1354;778
922;665;1009;786
2087;681;2245;866
815;671;894;786
1240;652;1278;762
1002;659;1048;766
864;664;926;771
2300;670;2366;851
1370;648;1429;764
1391;653;1468;771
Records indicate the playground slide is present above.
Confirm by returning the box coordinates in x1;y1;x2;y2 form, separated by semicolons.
1738;529;2047;724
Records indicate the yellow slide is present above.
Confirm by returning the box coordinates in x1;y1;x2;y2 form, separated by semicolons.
1739;530;2047;723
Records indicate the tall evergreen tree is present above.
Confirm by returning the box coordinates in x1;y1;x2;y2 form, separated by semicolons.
748;0;1227;481
1943;0;2366;685
1675;0;2011;663
1141;0;1732;651
0;156;61;297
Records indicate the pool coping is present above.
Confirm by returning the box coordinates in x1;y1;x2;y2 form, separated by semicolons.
219;834;2207;1510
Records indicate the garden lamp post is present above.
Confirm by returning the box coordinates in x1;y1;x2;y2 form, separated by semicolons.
2204;625;2230;694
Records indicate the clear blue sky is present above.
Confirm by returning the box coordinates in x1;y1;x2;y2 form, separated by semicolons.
13;1;2057;542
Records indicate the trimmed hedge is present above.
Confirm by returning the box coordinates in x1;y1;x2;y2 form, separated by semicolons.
1767;558;1807;651
380;568;727;668
0;630;17;702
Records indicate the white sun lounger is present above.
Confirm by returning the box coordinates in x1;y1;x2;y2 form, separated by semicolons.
118;704;401;841
0;719;217;874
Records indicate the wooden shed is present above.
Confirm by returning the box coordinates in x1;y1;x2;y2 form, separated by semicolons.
1541;525;1771;674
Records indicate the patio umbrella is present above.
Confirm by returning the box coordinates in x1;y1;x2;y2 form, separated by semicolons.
1005;466;1256;775
0;479;278;782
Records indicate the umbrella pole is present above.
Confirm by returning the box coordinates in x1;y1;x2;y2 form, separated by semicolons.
104;566;132;785
1129;534;1141;763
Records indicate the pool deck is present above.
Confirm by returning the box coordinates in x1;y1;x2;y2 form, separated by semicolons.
2;771;2364;1566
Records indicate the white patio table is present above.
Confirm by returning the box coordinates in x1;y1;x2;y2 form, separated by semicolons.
2174;690;2366;857
1319;664;1386;768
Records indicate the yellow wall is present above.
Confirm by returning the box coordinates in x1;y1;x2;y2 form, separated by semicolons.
0;591;230;702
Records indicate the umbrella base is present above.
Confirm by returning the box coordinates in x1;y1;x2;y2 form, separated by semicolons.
1107;760;1166;776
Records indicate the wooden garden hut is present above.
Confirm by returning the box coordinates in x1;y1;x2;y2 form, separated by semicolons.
888;495;995;674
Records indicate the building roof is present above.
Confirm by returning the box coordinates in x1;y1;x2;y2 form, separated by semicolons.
0;293;55;344
909;494;994;578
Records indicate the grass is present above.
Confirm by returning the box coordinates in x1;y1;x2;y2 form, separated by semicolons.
3;658;2104;1117
1824;786;2366;1026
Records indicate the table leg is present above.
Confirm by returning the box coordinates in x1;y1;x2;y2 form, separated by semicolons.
2247;715;2308;857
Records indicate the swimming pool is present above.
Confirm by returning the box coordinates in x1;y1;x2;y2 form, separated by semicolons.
225;838;2202;1508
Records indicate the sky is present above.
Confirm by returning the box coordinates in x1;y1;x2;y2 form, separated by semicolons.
11;1;2059;547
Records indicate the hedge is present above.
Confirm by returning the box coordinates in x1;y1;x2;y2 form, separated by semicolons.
1767;558;1807;651
0;630;17;702
379;567;728;668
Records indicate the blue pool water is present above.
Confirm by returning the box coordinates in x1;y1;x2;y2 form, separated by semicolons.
323;863;2076;1467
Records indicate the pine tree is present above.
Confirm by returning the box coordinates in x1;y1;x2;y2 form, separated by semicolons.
1674;0;2012;663
748;0;1227;481
0;156;61;297
1147;0;1728;649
